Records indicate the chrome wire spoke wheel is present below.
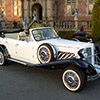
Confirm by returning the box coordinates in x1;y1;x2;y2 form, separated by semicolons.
62;67;87;92
39;47;50;62
0;51;4;65
37;44;54;64
63;70;80;91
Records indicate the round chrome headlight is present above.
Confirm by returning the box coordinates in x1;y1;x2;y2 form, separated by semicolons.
78;49;88;59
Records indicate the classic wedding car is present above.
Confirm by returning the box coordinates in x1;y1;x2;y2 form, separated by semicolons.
0;27;100;92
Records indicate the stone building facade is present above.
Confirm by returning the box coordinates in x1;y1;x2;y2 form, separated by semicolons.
56;0;94;21
1;0;94;22
1;0;55;22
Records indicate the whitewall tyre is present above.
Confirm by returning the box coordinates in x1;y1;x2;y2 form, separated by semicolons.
0;50;6;66
37;44;54;64
62;66;87;92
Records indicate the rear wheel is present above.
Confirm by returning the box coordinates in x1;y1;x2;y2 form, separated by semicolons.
0;50;7;66
62;66;87;92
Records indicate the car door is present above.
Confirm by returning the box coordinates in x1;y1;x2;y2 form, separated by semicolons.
4;37;18;58
16;40;35;63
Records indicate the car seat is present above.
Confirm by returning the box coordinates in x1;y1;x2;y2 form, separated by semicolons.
17;32;26;41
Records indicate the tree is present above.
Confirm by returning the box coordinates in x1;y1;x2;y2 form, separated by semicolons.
92;0;100;42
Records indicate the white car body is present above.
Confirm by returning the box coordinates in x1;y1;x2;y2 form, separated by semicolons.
1;27;100;92
0;27;95;64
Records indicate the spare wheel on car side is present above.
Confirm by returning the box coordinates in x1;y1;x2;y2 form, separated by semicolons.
37;44;55;64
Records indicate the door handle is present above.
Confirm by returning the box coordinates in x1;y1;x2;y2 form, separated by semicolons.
5;41;8;43
16;44;19;46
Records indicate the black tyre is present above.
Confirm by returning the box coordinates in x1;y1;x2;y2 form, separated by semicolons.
37;44;54;64
0;50;7;66
62;66;87;92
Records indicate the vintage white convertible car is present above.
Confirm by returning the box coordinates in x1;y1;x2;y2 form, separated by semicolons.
0;27;100;92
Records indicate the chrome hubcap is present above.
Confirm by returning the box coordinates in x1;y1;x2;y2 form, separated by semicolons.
64;72;79;89
39;47;49;62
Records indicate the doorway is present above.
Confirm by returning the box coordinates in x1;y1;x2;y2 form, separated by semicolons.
32;3;42;20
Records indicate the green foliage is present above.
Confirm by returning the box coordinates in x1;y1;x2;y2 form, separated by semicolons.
30;23;44;29
58;30;75;39
92;0;100;42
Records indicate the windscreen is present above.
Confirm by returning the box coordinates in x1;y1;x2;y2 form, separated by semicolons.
32;28;59;41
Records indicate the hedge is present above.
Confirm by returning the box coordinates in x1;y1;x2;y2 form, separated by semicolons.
92;0;100;42
30;23;44;29
58;30;75;39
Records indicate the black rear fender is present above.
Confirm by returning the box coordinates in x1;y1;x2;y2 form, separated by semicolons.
0;45;9;58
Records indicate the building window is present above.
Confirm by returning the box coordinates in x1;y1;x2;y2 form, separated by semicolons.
13;0;21;16
88;0;94;15
1;0;5;16
66;0;76;15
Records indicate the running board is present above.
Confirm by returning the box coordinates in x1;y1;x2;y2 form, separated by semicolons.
7;58;28;65
7;58;56;70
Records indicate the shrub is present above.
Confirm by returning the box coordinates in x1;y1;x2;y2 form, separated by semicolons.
58;30;75;39
92;0;100;42
30;23;44;29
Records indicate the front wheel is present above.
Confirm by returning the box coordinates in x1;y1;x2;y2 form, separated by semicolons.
62;66;87;92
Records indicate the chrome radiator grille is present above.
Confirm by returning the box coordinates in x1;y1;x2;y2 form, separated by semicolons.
86;48;92;63
95;51;100;65
57;51;76;60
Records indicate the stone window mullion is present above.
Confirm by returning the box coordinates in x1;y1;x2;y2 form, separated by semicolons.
66;0;76;16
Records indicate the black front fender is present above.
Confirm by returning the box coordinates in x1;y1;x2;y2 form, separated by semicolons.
62;59;97;76
27;59;88;70
72;59;88;69
83;61;97;75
